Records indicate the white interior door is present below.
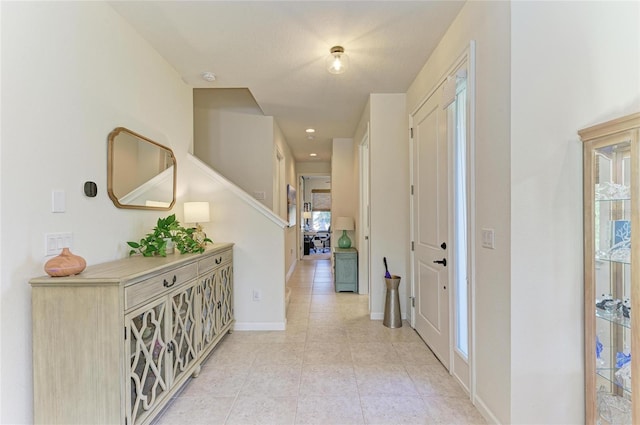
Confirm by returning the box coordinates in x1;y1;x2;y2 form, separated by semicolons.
359;126;371;296
411;88;450;369
274;148;284;217
299;175;306;258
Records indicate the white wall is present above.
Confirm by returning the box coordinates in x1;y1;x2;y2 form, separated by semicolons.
0;3;288;422
297;161;331;175
331;138;357;243
186;157;287;329
194;91;298;285
510;2;640;424
406;2;511;422
194;106;275;209
367;94;410;319
274;122;298;278
1;3;191;422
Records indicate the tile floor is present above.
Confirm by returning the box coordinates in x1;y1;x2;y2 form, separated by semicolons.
156;258;486;425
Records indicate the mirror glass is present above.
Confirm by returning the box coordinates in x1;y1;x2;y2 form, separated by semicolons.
107;127;176;210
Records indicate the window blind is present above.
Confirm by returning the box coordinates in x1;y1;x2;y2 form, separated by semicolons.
311;189;331;211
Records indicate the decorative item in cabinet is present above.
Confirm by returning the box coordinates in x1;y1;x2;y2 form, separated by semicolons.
579;113;639;425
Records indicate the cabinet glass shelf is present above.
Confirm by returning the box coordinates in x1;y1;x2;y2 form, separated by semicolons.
596;310;632;329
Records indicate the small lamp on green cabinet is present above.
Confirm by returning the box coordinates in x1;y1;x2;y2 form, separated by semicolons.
335;216;354;249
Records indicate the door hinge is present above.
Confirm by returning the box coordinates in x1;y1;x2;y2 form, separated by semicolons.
411;241;414;251
410;127;414;138
410;296;415;308
124;327;127;340
410;185;414;195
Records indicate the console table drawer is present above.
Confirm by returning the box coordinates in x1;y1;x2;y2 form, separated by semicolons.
125;263;198;310
198;248;232;274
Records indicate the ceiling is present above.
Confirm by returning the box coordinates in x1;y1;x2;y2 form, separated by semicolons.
109;1;465;162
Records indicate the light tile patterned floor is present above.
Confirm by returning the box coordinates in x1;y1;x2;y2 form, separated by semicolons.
156;258;486;425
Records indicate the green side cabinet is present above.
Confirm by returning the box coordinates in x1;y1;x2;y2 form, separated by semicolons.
333;247;358;292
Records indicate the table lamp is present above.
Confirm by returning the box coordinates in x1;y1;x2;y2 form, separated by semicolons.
302;211;312;229
184;201;210;245
335;216;354;248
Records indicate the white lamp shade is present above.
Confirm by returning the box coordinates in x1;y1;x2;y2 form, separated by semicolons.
335;216;354;231
302;211;312;219
184;202;210;223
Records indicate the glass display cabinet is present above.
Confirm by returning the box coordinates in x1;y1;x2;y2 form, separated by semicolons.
579;113;639;425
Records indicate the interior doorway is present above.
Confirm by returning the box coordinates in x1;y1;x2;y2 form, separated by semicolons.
359;126;371;297
299;175;331;259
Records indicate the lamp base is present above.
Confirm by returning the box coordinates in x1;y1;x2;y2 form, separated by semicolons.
338;230;351;249
192;224;207;247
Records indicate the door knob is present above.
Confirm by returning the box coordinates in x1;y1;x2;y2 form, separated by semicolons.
433;258;447;267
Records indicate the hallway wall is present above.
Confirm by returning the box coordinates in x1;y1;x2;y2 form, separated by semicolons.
1;3;195;422
510;2;640;423
406;1;511;422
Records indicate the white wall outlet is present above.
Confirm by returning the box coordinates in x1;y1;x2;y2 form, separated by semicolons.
252;289;262;302
45;232;73;256
481;228;495;249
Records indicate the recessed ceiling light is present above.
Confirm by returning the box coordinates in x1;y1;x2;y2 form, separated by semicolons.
310;153;317;157
305;128;315;133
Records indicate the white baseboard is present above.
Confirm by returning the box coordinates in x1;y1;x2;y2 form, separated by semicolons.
233;322;286;331
473;394;500;424
286;260;296;282
370;312;409;320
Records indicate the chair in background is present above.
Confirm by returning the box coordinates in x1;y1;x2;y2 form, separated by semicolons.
315;232;330;253
312;237;325;253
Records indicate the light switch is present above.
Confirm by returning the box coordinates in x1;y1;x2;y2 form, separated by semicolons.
45;232;73;256
52;190;65;213
481;228;495;249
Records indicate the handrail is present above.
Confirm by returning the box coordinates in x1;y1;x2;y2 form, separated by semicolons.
187;154;289;228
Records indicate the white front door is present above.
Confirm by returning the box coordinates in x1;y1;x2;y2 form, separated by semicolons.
411;87;450;369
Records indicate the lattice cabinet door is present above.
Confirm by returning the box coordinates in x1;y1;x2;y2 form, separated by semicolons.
198;270;221;354
125;298;170;425
218;263;234;329
168;279;199;385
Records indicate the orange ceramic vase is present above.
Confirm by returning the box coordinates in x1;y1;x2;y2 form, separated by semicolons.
44;248;87;277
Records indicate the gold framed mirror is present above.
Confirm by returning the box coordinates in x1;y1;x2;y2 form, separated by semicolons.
107;127;176;210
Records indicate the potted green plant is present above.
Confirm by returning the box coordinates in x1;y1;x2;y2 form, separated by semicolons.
127;214;211;257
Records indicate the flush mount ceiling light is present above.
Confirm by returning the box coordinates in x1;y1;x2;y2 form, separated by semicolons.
305;128;315;133
201;72;216;82
310;153;318;157
326;46;349;75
